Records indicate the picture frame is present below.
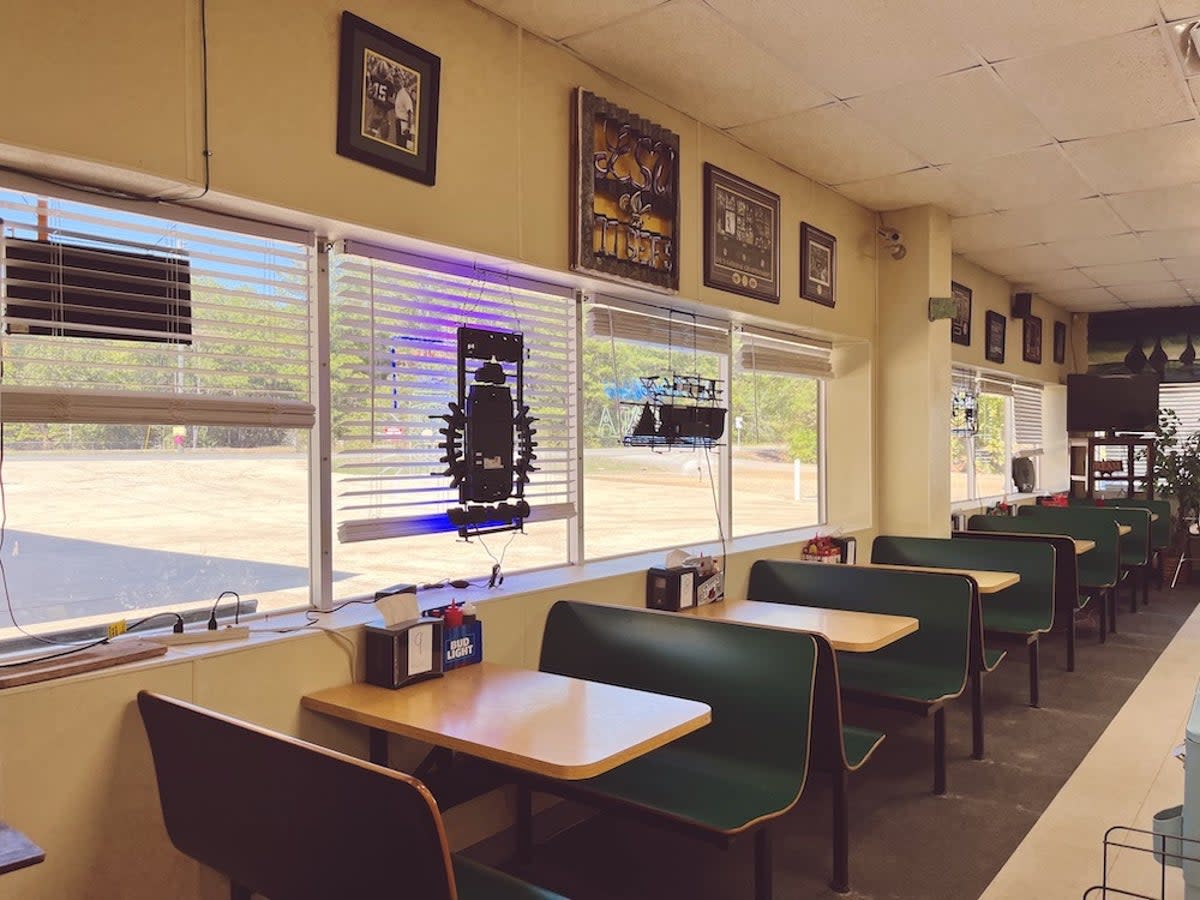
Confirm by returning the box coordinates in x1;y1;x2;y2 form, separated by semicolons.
1023;314;1043;364
572;89;680;293
985;310;1006;364
337;12;441;185
703;164;780;303
1054;321;1067;365
951;281;972;346
800;222;836;308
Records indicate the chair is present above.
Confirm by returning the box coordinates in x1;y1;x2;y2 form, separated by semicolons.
137;691;566;900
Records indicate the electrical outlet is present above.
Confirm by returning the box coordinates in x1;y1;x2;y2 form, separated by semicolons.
147;626;250;646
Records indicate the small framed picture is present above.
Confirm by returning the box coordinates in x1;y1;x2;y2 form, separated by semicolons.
703;164;780;303
1023;315;1043;364
985;310;1006;364
951;281;972;346
1053;321;1067;364
337;12;441;185
800;223;837;308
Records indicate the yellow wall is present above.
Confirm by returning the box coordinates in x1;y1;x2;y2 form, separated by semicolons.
950;258;1070;385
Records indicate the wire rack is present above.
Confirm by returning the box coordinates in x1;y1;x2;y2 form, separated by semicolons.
1081;825;1200;899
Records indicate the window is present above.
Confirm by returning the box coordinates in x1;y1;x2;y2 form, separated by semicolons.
583;297;726;560
951;368;1015;502
329;244;576;596
731;326;826;536
0;189;314;633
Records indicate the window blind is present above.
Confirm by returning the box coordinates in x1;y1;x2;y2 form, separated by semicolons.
331;244;577;543
0;189;313;426
1161;383;1200;444
737;324;833;379
1013;382;1044;449
952;367;977;395
586;295;730;355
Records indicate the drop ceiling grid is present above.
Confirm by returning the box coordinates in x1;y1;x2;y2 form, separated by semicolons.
469;0;1200;309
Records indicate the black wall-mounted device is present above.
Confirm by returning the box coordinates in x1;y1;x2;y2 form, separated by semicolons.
1012;292;1032;319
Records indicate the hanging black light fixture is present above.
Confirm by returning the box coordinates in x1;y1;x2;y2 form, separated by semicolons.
1149;335;1169;376
1182;333;1197;370
1124;337;1148;373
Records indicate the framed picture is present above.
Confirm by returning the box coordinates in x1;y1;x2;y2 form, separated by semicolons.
703;164;780;303
985;310;1006;364
1054;321;1067;364
1023;315;1043;364
337;12;441;185
572;89;679;293
800;223;836;308
951;281;972;346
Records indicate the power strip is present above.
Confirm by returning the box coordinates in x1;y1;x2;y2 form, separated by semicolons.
147;626;251;646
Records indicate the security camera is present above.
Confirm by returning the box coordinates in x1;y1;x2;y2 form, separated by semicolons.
877;226;903;243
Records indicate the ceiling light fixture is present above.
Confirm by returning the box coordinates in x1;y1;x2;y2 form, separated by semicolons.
1170;20;1200;76
877;226;907;261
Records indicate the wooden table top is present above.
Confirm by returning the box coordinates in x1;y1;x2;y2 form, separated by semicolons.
683;599;917;652
0;823;44;876
302;663;711;781
1075;539;1096;554
963;530;1095;555
865;563;1020;593
1118;524;1132;535
1152;514;1160;522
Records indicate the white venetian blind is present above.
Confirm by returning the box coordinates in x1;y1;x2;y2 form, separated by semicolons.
0;188;313;426
738;324;833;378
331;242;577;543
586;295;730;355
1013;382;1044;449
1161;382;1200;444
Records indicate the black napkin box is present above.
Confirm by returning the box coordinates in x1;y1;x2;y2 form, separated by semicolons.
646;565;698;611
365;617;444;689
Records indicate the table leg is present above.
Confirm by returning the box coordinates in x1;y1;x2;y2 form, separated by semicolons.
369;728;388;767
516;783;533;864
933;707;946;796
830;769;849;894
754;828;773;900
970;675;984;760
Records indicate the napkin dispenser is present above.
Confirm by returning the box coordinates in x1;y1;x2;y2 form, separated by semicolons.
365;617;444;689
646;565;698;611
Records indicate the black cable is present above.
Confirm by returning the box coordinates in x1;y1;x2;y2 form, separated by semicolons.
0;637;110;668
207;590;241;630
249;596;380;634
126;612;185;635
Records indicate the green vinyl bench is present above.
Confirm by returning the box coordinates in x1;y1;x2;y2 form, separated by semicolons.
1100;498;1170;590
748;559;973;795
138;691;568;900
957;525;1085;671
1071;498;1162;604
530;599;821;900
871;535;1053;709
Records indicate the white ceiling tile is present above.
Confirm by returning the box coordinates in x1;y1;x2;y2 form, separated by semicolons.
963;244;1073;276
835;167;992;216
1018;198;1130;243
1165;257;1200;278
952;213;1038;253
1189;77;1200;106
944;146;1095;211
1138;229;1200;258
1181;279;1200;296
1107;281;1193;302
1011;268;1099;292
1080;259;1175;285
565;0;830;128
1063;122;1200;195
730;105;924;185
1048;234;1151;267
470;0;663;40
995;29;1192;141
848;68;1050;166
703;0;976;99
1162;1;1200;23
1041;286;1124;311
1109;184;1200;230
940;0;1158;62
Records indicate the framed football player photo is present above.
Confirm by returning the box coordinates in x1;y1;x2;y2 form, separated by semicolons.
337;12;441;185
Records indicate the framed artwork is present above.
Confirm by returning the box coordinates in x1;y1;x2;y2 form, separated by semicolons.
1023;315;1043;364
985;310;1006;364
703;164;780;303
1054;321;1067;364
951;281;972;346
571;89;679;292
800;223;836;308
337;12;441;185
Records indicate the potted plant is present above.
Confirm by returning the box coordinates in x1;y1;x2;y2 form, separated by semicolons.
1154;409;1200;582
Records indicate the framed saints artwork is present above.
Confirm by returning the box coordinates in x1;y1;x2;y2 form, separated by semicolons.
571;89;680;292
951;281;972;346
800;223;836;308
703;164;780;303
1023;315;1043;364
985;310;1006;364
337;12;441;185
1054;321;1067;364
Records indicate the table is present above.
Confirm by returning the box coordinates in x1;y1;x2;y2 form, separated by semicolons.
302;662;711;781
1152;513;1160;522
0;823;44;876
1075;539;1096;554
865;563;1019;594
683;599;917;652
1118;524;1132;536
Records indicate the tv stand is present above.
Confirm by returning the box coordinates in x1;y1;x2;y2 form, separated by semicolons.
1069;435;1156;499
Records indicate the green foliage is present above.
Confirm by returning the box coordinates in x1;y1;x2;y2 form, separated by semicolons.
1154;408;1200;540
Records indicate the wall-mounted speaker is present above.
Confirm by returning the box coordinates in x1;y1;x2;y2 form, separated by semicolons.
1012;292;1032;319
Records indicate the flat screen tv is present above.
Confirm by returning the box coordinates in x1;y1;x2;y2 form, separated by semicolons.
1067;373;1159;433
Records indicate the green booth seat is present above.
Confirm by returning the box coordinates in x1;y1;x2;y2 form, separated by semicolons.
872;535;1054;709
748;559;973;795
1075;497;1170;594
